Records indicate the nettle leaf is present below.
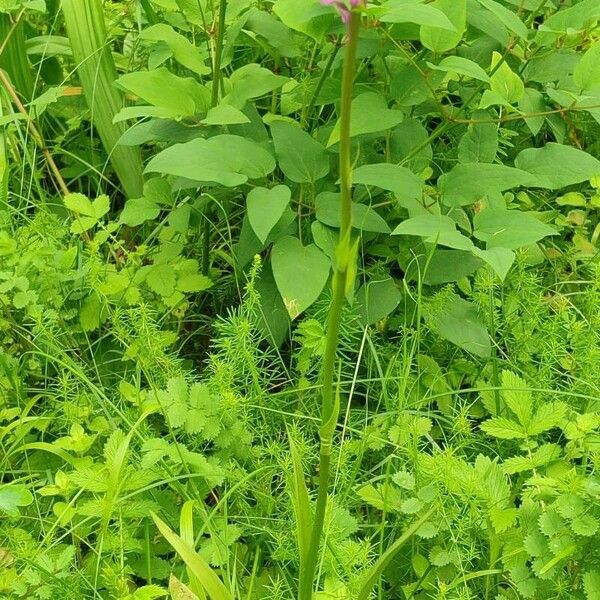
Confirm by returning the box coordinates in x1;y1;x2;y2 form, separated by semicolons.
425;294;491;358
145;135;276;187
420;0;466;53
0;484;33;517
574;42;600;92
473;208;557;249
247;185;291;243
316;193;390;234
515;143;600;189
501;370;532;426
327;93;403;147
428;56;490;82
439;163;537;206
271;236;330;319
140;24;210;75
115;68;210;118
269;120;330;183
352;163;423;206
481;416;527;439
376;0;457;30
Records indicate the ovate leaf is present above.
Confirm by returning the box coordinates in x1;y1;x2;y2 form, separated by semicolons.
327;93;403;147
574;42;600;92
377;0;457;30
271;236;330;319
247;185;291;243
145;135;276;187
0;484;33;517
425;294;491;358
269;120;330;183
515;143;600;189
352;163;423;206
473;209;557;249
439;163;537;206
420;0;466;53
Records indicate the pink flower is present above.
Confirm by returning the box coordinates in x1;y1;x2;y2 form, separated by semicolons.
321;0;364;24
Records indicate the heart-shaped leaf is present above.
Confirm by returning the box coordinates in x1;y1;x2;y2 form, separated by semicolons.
271;236;330;319
247;185;291;243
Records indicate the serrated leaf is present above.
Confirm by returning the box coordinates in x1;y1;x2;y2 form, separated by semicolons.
0;484;33;517
481;417;527;439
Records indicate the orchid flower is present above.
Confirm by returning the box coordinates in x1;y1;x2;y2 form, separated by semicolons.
321;0;365;24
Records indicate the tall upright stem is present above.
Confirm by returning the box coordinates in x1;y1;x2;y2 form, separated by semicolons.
203;0;227;275
298;12;360;600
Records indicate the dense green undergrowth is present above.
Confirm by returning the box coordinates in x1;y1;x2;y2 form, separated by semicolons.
1;0;600;598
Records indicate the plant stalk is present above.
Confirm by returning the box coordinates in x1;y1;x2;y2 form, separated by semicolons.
202;0;228;275
298;12;360;600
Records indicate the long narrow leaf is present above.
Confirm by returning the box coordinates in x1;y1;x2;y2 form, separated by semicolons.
356;506;436;600
0;14;34;101
287;434;313;569
61;0;143;199
151;512;234;600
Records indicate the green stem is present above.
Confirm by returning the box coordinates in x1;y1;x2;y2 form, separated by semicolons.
203;0;227;275
298;12;360;600
211;0;227;108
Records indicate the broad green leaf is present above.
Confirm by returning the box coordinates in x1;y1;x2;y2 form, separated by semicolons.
244;8;301;58
425;294;491;358
476;0;528;40
152;512;233;600
428;56;490;82
377;0;456;30
119;197;160;227
269;120;330;183
352;163;423;206
420;0;466;53
390;118;433;173
538;0;600;35
439;163;537;206
356;277;401;325
273;0;335;40
145;135;276;187
458;111;498;163
271;236;330;319
515;143;600;189
392;214;474;251
146;264;176;297
140;24;209;75
115;68;211;118
327;93;403;147
473;209;556;249
575;44;600;91
201;104;250;126
315;193;390;234
247;185;291;243
519;88;545;136
224;63;289;108
0;484;33;517
481;52;524;107
472;247;515;281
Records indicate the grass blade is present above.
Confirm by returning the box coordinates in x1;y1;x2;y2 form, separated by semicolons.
151;511;234;600
287;433;313;570
356;506;436;600
61;0;143;199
